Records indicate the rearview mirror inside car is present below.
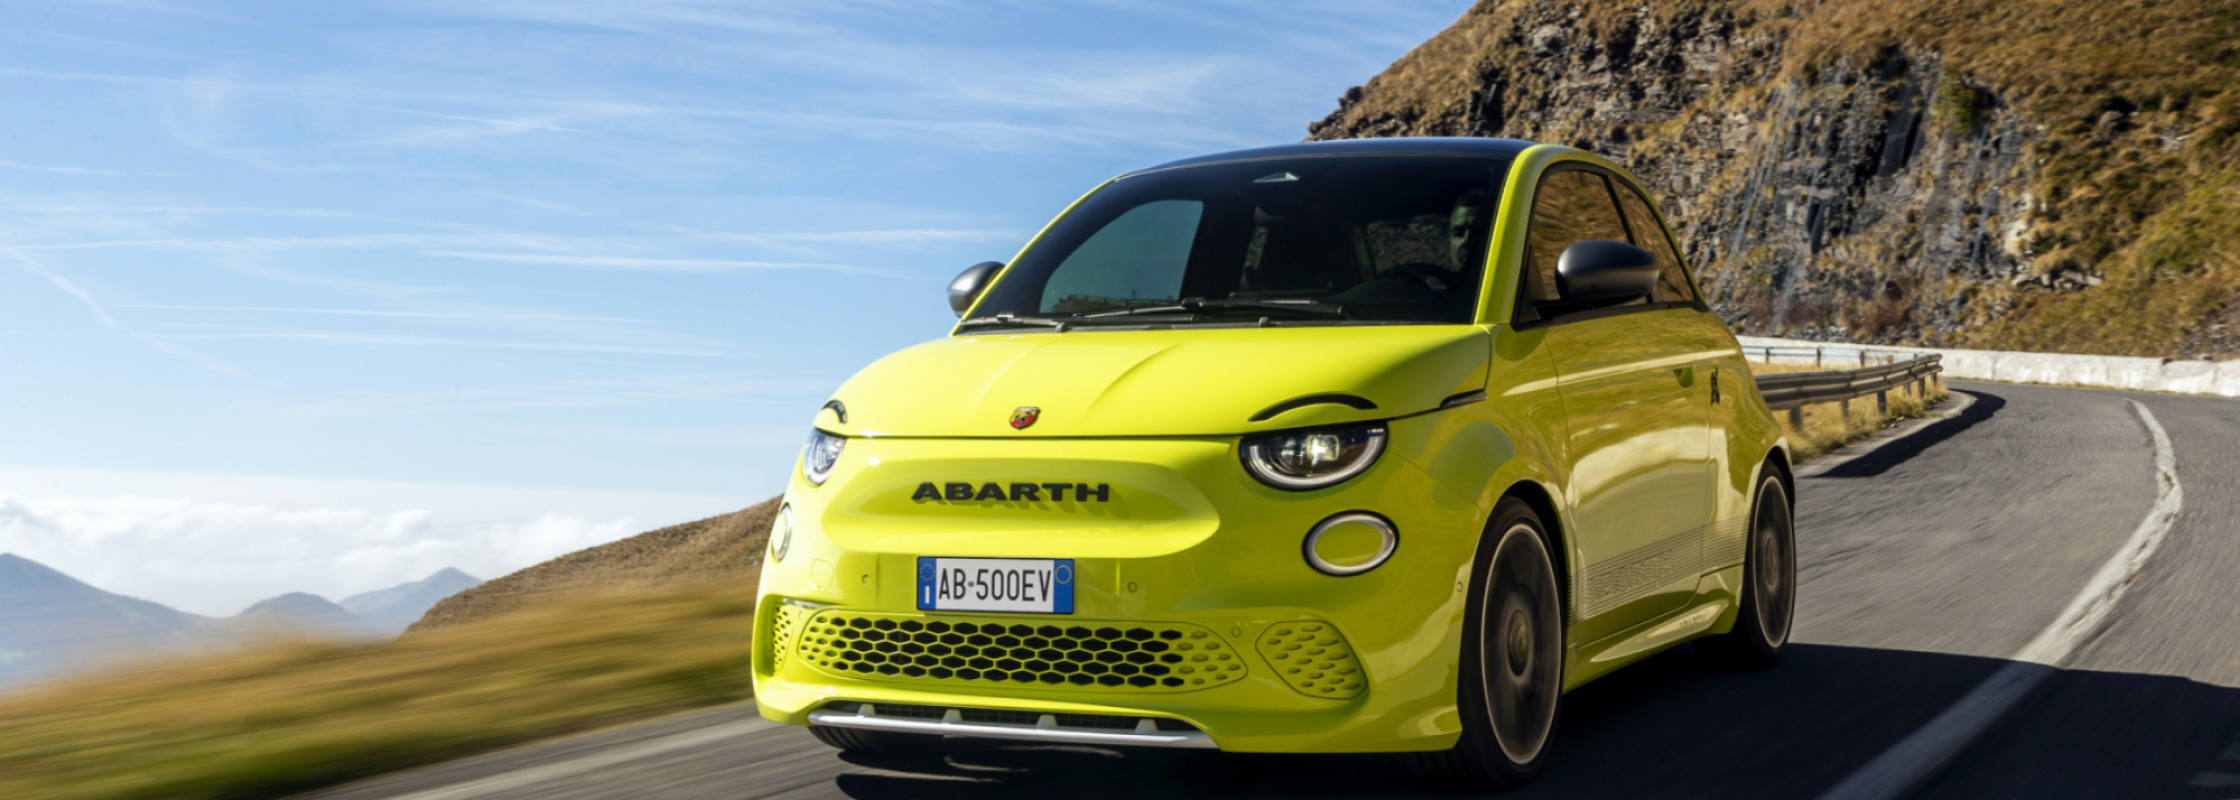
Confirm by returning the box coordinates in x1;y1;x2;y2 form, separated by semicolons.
948;261;1004;316
1555;240;1658;308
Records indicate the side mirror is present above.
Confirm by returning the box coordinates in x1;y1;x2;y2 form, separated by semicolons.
1555;240;1658;307
948;261;1004;317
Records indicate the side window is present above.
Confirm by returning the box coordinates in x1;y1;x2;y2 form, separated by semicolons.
1040;200;1203;314
1522;169;1632;309
1614;186;1698;304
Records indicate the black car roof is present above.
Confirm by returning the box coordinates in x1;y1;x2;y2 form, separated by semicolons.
1131;137;1539;175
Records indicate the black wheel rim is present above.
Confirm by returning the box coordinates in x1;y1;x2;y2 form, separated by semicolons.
1753;480;1796;647
1483;522;1562;764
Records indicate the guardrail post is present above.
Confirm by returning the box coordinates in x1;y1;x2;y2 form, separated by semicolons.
1788;406;1802;428
1877;389;1888;414
1816;347;1823;368
1840;398;1850;424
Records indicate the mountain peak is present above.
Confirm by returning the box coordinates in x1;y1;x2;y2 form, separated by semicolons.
0;556;220;686
234;592;371;639
0;553;98;592
335;568;484;635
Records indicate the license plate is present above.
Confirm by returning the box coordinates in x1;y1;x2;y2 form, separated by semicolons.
916;557;1074;614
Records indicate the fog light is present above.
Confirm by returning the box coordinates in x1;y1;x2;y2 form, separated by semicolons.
1303;512;1396;576
769;504;793;562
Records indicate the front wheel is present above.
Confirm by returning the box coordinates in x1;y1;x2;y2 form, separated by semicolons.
1406;497;1564;791
1700;470;1795;667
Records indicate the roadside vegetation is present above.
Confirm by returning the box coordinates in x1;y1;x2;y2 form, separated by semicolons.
0;581;759;800
1747;360;1950;462
413;499;777;633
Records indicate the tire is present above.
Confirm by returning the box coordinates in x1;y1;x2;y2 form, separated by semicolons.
808;724;942;755
1700;470;1796;668
1406;497;1564;791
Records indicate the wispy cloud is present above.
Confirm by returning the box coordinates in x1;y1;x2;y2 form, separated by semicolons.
0;159;186;177
2;246;246;376
5;248;120;327
344;103;594;134
120;305;644;323
172;331;737;358
425;250;889;275
694;228;1025;245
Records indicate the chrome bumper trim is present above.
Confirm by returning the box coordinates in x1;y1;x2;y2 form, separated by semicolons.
806;704;1218;750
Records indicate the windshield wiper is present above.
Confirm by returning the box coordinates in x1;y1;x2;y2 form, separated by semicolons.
958;313;1074;330
1076;298;1347;319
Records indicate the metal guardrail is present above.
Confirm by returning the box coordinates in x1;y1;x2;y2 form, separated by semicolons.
1746;346;1944;425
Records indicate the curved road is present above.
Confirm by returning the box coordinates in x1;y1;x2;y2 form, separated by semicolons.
304;381;2240;800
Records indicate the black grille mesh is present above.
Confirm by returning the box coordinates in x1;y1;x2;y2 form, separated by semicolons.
796;611;1246;691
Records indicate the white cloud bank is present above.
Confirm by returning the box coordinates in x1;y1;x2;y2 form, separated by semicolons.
0;491;660;617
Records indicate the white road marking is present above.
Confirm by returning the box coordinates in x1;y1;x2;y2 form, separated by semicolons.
378;720;767;800
1816;399;2184;800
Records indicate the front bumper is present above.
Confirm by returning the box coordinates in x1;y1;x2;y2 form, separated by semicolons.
808;700;1216;749
751;419;1487;753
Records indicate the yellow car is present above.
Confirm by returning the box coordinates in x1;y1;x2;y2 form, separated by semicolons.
753;138;1794;789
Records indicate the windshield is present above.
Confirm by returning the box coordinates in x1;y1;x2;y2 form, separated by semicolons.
964;155;1507;330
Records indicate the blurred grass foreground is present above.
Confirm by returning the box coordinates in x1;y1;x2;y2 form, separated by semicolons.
0;582;760;800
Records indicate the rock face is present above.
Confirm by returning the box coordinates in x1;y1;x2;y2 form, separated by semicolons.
1308;0;2240;358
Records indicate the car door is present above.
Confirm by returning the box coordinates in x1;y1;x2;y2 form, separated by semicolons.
1611;182;1753;576
1518;166;1717;644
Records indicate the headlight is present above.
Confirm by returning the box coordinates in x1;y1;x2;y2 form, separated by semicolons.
769;504;792;562
1240;423;1387;490
802;429;844;485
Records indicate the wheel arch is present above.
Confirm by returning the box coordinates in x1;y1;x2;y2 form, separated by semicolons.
1761;446;1795;515
1494;480;1572;626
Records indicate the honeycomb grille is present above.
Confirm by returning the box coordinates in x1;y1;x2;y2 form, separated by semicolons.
1256;621;1365;699
796;611;1246;691
768;602;809;673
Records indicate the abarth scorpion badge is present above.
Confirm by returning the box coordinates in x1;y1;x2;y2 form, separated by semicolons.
1010;407;1040;429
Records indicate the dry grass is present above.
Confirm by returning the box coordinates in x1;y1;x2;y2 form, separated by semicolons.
0;581;760;800
1747;361;1950;462
413;498;779;632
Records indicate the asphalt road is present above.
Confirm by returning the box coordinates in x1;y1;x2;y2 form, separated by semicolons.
302;381;2240;800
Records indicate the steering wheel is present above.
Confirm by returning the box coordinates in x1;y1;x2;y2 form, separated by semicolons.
1386;262;1456;292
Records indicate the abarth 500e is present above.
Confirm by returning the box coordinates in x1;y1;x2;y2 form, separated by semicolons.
753;137;1795;789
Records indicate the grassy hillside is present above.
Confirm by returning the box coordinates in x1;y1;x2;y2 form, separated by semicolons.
1313;0;2240;358
0;581;757;800
411;498;780;632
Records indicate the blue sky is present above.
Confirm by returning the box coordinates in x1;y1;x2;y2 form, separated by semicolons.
0;0;1471;614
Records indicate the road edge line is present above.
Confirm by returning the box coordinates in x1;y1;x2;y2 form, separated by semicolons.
1813;399;2183;800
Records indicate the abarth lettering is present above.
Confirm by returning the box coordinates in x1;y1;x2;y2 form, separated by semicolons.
910;481;1111;502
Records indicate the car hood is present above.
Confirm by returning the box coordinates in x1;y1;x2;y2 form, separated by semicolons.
819;325;1489;438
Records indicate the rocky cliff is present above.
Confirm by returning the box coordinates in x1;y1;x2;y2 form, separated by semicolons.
1310;0;2240;358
